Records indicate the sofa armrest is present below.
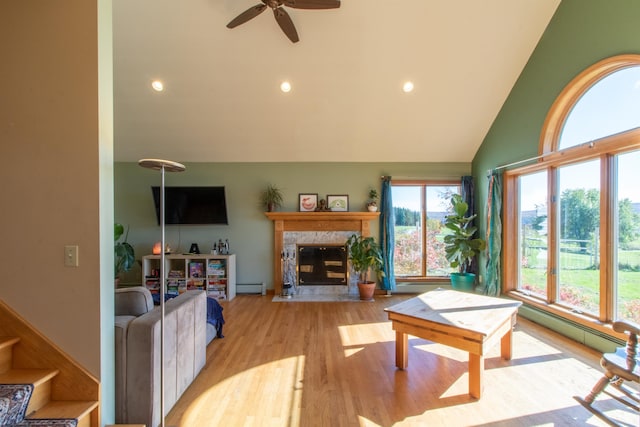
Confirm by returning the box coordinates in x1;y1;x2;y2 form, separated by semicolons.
115;286;154;316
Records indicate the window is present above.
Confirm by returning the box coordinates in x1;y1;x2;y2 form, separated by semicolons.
505;55;640;331
392;182;460;280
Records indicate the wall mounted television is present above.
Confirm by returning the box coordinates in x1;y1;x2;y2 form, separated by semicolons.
151;186;229;225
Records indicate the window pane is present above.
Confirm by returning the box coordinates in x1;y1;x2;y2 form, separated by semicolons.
426;186;458;276
557;160;600;314
560;66;640;150
393;186;422;276
615;150;640;323
519;171;548;298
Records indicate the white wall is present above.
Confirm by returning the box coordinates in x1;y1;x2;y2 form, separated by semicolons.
0;0;114;422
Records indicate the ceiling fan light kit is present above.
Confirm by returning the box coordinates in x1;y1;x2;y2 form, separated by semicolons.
227;0;340;43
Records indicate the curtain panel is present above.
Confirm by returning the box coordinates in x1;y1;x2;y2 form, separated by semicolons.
485;172;502;296
380;177;396;291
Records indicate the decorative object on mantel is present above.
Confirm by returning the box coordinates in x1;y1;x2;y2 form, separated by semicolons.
327;194;349;212
299;193;318;211
261;184;284;212
345;234;385;301
314;198;331;212
444;194;486;292
366;188;379;212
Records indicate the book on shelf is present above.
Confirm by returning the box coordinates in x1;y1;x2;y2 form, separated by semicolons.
189;262;204;278
168;270;184;278
187;278;206;291
207;289;226;301
207;278;227;286
207;260;226;276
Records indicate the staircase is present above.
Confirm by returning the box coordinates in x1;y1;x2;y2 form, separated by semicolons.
0;302;100;427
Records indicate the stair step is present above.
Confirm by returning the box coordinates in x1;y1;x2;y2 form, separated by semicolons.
0;336;20;373
0;336;20;350
0;368;60;415
27;400;99;422
0;368;59;385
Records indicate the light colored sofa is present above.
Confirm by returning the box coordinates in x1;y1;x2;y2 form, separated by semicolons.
114;287;211;427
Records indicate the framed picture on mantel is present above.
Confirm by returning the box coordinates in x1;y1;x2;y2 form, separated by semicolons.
299;193;318;212
327;195;349;212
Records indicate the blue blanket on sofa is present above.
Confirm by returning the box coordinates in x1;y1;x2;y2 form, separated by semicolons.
207;297;225;338
152;293;225;338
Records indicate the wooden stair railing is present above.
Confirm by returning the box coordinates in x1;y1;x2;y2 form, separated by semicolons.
0;301;100;427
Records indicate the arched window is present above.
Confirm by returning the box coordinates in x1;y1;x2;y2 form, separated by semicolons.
504;55;640;335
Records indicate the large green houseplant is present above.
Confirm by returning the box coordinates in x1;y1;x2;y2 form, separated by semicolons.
115;223;135;285
443;194;486;291
345;234;385;300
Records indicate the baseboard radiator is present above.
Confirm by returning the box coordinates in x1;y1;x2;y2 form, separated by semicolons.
518;304;625;354
236;282;266;295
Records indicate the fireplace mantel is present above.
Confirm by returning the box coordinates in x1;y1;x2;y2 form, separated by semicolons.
265;212;380;294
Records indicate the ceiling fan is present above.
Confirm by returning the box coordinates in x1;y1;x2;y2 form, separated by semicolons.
226;0;341;43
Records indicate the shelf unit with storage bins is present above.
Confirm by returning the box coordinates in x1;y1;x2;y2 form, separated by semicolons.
142;253;236;301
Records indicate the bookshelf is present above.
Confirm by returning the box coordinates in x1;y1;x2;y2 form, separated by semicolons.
142;254;236;301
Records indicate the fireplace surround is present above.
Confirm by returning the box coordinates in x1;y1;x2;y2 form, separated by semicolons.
265;212;380;295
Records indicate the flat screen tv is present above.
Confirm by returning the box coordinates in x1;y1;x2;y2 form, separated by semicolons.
151;186;228;225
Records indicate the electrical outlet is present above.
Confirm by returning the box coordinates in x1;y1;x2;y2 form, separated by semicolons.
65;245;79;267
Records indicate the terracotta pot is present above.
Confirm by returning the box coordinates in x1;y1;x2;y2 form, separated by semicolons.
358;281;376;301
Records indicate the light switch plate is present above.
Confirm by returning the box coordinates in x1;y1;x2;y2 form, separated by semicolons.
65;245;79;267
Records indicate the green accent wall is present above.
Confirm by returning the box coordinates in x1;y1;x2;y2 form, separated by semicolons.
115;162;469;288
472;0;640;280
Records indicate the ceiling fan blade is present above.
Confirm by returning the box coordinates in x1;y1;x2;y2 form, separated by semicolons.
227;4;267;28
283;0;340;9
273;7;299;43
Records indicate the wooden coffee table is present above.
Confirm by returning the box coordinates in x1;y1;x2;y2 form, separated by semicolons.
385;289;522;398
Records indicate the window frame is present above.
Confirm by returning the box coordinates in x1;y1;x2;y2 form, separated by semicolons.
392;179;461;282
503;54;640;338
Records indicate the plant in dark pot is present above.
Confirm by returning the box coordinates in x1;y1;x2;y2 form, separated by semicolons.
443;194;486;292
345;234;385;300
261;184;284;212
115;223;135;286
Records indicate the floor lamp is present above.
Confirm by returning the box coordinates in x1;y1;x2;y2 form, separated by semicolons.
138;158;185;427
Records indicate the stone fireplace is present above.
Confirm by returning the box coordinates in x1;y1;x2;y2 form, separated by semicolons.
265;212;380;295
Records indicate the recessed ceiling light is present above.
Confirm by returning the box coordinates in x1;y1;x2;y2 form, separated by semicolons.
151;80;164;92
280;81;292;93
403;81;414;93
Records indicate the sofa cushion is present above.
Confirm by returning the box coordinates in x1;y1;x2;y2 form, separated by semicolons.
114;315;136;422
115;287;154;316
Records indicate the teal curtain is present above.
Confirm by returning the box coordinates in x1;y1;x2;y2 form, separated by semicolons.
485;172;502;296
380;177;396;291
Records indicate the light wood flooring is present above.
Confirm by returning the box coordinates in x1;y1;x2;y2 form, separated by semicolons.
166;294;639;427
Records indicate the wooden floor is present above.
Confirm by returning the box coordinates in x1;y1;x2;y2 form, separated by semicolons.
166;294;639;427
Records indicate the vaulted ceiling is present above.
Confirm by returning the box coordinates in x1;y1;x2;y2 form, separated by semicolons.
113;0;560;163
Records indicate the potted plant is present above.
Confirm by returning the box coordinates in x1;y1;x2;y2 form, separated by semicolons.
345;234;385;300
443;194;486;291
261;184;284;212
115;223;135;286
366;188;379;212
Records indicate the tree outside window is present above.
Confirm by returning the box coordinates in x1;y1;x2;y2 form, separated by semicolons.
392;183;460;279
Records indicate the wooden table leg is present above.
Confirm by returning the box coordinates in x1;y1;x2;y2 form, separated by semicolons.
395;330;408;369
468;353;483;399
500;317;515;360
